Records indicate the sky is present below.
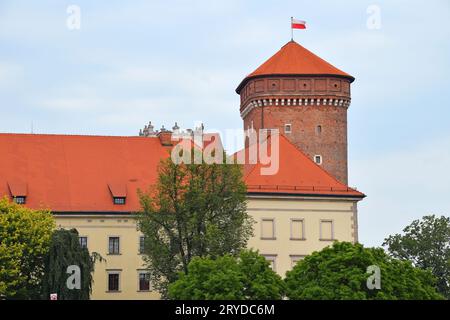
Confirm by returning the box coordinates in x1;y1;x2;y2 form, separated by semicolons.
1;0;449;247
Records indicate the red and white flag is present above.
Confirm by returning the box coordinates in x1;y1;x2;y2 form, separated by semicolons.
291;18;306;29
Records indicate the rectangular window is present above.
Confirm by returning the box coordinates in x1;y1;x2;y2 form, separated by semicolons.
284;124;292;134
290;255;305;268
261;219;275;240
108;237;120;255
79;236;88;249
320;220;334;241
139;236;145;254
113;197;126;205
138;272;150;291
13;196;26;204
314;155;323;165
263;255;277;272
290;219;305;240
108;273;120;292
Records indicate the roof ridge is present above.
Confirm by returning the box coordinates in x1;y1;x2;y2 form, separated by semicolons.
0;132;157;139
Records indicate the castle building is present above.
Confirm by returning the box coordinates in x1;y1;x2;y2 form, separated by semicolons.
237;41;354;184
0;41;365;299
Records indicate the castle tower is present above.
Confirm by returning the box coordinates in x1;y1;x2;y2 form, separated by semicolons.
236;41;354;184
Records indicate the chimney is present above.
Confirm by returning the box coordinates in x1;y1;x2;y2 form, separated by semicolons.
158;125;173;146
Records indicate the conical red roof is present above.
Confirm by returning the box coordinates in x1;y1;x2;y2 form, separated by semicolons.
236;41;354;93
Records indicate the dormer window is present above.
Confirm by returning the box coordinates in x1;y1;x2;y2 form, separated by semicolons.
113;197;126;205
108;182;127;206
13;196;26;204
8;181;27;205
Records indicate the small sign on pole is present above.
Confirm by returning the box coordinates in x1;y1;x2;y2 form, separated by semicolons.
50;293;58;300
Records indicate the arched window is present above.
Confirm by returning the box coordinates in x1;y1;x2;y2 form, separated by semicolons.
316;125;322;135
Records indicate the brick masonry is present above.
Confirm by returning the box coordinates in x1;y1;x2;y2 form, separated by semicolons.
238;75;352;184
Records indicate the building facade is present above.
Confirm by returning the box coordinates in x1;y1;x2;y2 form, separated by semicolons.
0;40;364;299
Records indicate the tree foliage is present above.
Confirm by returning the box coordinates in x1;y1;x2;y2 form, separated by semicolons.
137;154;253;297
285;242;443;300
0;197;55;299
42;228;103;300
383;215;450;298
168;250;285;300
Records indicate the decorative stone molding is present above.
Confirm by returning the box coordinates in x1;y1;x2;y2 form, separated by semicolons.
240;97;352;118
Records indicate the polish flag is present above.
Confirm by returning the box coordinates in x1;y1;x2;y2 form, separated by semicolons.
291;19;306;29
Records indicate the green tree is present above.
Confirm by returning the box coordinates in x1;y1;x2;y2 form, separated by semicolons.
42;229;103;300
285;242;443;300
383;215;450;298
0;197;55;299
168;250;285;300
137;154;253;297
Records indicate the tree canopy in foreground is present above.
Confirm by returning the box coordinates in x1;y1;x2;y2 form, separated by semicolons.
0;198;55;299
42;228;102;300
168;250;284;300
285;242;443;300
383;214;450;298
137;154;253;297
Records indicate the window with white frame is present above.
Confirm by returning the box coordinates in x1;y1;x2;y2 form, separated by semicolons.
284;124;292;134
314;155;323;165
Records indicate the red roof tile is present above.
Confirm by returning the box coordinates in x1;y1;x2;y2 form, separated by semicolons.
0;134;169;212
0;132;363;213
236;41;354;93
236;134;364;198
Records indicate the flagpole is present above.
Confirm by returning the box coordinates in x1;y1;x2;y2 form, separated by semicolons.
291;17;293;41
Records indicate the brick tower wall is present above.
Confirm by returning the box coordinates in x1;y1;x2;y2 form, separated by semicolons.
239;76;352;184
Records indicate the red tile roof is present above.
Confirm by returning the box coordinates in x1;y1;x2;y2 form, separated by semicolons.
236;134;364;198
0;132;363;213
236;41;354;93
0;134;169;213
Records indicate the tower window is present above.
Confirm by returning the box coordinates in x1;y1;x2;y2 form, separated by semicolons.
284;124;292;134
316;125;322;135
13;196;26;204
314;155;323;165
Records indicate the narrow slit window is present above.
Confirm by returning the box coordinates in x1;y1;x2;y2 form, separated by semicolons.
284;124;292;134
314;155;322;165
316;125;322;135
79;236;88;249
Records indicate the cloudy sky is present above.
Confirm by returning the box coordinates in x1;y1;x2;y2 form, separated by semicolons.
1;0;449;247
